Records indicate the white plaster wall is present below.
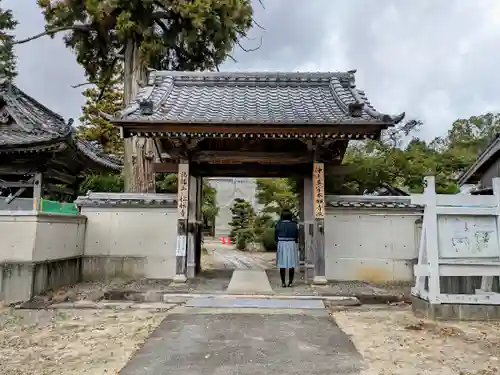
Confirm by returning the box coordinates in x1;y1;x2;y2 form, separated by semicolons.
33;214;87;261
325;208;422;282
0;212;37;262
81;206;177;279
0;212;86;262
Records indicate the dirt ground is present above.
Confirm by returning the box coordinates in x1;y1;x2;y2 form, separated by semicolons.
332;305;500;375
0;307;166;375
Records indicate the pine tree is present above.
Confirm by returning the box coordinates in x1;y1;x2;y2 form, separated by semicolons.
0;1;17;80
229;198;255;238
77;78;124;156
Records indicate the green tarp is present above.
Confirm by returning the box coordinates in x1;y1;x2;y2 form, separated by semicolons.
40;199;79;215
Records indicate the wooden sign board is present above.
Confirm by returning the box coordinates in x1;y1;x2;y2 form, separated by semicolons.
313;162;325;219
177;163;189;220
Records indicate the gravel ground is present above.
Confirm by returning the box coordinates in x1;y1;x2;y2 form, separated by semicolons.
332;305;500;374
15;244;409;304
0;307;167;375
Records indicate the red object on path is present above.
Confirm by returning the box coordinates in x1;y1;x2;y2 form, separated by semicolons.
221;236;226;244
227;236;232;245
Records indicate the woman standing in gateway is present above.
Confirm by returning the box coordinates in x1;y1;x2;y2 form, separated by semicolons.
275;208;299;287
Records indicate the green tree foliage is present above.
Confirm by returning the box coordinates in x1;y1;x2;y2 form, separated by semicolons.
202;183;219;227
255;178;298;216
77;78;124;155
329;113;500;195
34;0;254;83
0;1;17;80
229;198;255;250
78;172;124;195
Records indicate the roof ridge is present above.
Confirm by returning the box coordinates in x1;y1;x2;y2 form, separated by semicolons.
151;70;354;86
6;83;66;123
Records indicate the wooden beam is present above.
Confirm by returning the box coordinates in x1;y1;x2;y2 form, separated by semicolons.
116;122;388;137
152;162;179;173
192;151;312;164
0;166;34;175
192;163;312;177
45;168;77;184
0;180;34;188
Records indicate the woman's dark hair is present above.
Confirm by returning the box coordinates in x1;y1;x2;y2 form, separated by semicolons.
280;208;293;221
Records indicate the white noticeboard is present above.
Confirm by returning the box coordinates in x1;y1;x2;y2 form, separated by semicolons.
438;216;499;258
176;235;187;257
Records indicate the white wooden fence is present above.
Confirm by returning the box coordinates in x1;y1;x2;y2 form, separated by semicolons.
411;176;500;305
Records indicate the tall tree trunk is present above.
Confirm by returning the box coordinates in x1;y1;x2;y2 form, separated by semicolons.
122;39;156;193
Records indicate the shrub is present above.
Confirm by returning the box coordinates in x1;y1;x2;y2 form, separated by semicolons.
261;227;277;251
235;228;254;250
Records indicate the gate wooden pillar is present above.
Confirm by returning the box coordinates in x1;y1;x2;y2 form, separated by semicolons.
297;179;305;274
174;160;189;282
302;174;315;282
312;162;327;285
195;176;203;275
186;170;199;279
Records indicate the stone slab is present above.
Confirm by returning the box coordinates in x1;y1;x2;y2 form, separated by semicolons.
226;269;273;294
185;297;325;309
47;301;176;311
411;296;500;321
119;313;362;375
129;303;177;311
169;306;330;317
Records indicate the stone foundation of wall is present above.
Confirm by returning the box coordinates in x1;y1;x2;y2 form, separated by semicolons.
82;256;152;281
0;257;81;304
411;296;500;321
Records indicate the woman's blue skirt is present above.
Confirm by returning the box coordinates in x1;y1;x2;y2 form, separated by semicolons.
276;238;298;269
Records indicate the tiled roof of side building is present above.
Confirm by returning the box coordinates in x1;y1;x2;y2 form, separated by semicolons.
117;71;405;125
0;81;122;170
74;138;123;171
0;82;69;146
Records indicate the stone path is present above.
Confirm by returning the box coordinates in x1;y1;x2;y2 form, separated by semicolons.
202;240;274;270
119;301;362;375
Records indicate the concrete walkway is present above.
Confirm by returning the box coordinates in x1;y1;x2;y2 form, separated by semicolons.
119;298;362;375
226;269;273;294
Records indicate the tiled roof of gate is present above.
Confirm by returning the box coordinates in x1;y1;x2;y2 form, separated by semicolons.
118;71;405;125
0;81;121;170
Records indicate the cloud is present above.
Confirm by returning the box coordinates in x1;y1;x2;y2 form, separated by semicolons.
5;0;500;140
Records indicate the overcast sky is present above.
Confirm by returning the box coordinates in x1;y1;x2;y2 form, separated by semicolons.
6;0;500;140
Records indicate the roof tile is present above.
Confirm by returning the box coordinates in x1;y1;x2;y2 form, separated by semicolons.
120;71;404;125
0;81;121;170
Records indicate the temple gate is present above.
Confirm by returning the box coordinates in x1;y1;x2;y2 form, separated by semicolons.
113;71;404;284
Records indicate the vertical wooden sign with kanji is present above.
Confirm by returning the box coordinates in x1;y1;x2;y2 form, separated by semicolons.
176;163;189;269
177;164;189;220
313;162;325;219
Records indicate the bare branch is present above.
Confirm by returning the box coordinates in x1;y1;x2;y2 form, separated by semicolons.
97;57;119;101
13;25;90;45
226;54;237;63
151;11;172;19
71;82;93;89
236;36;263;52
252;19;265;30
257;0;265;9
